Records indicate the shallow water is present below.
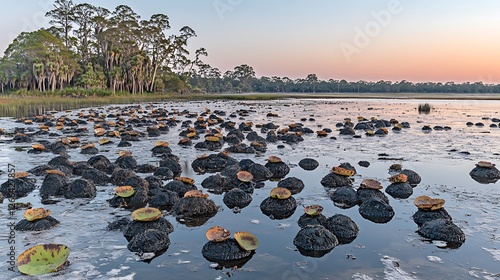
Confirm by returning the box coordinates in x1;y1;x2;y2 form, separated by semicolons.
0;98;499;280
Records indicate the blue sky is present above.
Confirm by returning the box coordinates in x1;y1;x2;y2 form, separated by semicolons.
1;0;499;82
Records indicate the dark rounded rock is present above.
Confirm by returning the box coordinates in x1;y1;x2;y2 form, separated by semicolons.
123;218;174;242
339;127;355;135
297;213;327;228
202;238;252;263
260;196;297;219
225;143;255;154
323;214;359;244
48;156;73;174
265;161;290;179
412;208;453;227
358;161;370;168
72;162;93;176
223;188;252;209
293;225;338;257
192;153;236;174
246;163;273;182
117;141;132;147
14;216;60;231
107;217;130;231
330;187;359;209
115;156;137;170
82;168;110;185
87;155;112;174
277;177;305;195
0;178;37;199
136;164;157;173
145;176;164;192
40;174;68;198
159;159;182;177
80;146;99;155
358;197;394;223
417;219;465;244
298;158;319;171
64;179;96;199
201;174;232;194
153;167;174;180
469;166;500;184
111;168;136;186
127;229;171;253
357;188;389;204
149;190;179;211
164;180;197;197
151;145;172;156
385;182;413;199
172;197;218;218
400;169;422;186
28;165;53;176
320;173;353;189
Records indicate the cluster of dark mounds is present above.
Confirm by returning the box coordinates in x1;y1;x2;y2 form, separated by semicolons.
321;163;424;224
336;117;411;137
294;211;359;257
412;201;465;248
123;216;174;255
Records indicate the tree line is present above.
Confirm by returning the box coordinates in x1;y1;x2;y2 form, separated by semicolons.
1;0;499;95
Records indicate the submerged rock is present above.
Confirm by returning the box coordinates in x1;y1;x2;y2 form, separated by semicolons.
123;218;174;242
65;179;96;199
202;238;253;264
412;208;453;227
330;187;359;209
469;166;500;184
385;182;413;199
0;178;37;199
323;214;359;244
298;158;319;171
14;216;60;231
223;188;252;209
277;177;305;195
260;196;297;219
417;219;465;245
321;173;353;189
127;229;170;253
293;225;339;257
297;213;327;228
400;169;422;186
358;197;394;224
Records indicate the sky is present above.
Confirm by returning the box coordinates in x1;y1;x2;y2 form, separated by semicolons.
1;0;499;83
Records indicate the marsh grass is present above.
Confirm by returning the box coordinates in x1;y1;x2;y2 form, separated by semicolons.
418;103;432;114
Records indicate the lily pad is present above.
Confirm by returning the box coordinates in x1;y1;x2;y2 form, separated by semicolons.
131;207;162;222
331;167;355;177
17;244;70;275
270;187;292;199
115;186;135;198
234;232;259;251
237;171;254;182
24;208;51;221
206;226;231;242
304;205;324;216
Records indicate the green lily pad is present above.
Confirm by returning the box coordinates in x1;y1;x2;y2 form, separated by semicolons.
17;244;70;275
132;207;162;221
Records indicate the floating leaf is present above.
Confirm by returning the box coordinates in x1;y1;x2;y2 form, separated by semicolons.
115;186;135;198
234;232;259;251
237;171;253;182
331;166;355;177
360;179;382;190
175;177;195;185
414;196;445;211
24;208;51;221
270;187;291;199
268;156;282;163
389;173;408;183
17;244;70;275
184;190;208;199
304;205;323;216
206;226;231;242
131;207;162;221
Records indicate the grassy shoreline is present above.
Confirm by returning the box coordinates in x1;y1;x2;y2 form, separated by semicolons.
1;92;499;118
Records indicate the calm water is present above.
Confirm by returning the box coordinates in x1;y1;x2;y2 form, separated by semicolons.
0;98;499;280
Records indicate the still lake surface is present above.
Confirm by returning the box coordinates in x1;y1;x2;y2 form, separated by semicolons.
0;98;499;280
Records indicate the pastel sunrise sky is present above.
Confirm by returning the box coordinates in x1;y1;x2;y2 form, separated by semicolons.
1;0;499;83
